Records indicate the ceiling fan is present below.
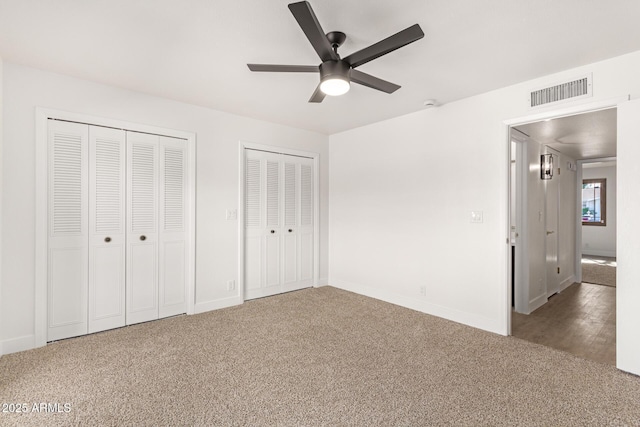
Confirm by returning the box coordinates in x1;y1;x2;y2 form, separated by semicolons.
247;1;424;103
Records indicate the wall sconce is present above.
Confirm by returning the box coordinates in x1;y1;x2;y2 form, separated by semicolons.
541;154;553;180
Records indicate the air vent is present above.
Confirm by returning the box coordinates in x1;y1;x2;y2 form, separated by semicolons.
528;74;592;108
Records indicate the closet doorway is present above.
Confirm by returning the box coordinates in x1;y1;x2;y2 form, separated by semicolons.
35;109;196;347
240;143;319;301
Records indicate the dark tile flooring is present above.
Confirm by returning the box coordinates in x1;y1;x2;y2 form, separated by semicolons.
512;281;616;366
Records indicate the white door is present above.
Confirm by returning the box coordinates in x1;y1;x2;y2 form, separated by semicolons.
545;151;560;297
617;98;640;375
47;120;89;341
158;136;188;318
126;132;159;325
245;149;314;300
46;121;191;340
282;156;314;292
88;126;126;333
245;150;283;299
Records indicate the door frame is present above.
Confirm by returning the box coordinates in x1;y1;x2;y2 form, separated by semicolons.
511;130;529;314
238;141;320;301
544;147;561;298
35;107;197;348
504;95;628;336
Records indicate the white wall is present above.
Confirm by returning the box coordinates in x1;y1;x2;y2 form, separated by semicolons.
0;56;3;356
1;63;329;353
329;50;640;346
582;164;616;257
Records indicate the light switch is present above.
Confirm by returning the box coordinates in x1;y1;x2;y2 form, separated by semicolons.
470;211;483;223
226;209;237;220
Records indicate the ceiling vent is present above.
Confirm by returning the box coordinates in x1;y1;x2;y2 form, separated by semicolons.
528;74;592;108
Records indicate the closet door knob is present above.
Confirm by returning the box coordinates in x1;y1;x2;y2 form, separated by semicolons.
288;229;293;233
140;235;146;241
270;230;275;234
104;237;111;243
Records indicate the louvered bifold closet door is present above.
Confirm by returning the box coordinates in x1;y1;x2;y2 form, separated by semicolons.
244;149;283;300
244;149;314;300
126;132;159;325
282;156;314;293
244;151;263;296
158;136;188;318
88;126;126;333
47;120;89;341
297;158;314;284
282;159;298;288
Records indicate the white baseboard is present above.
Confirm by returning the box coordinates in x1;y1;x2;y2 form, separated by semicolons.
559;275;576;293
528;293;547;314
315;277;329;287
2;298;244;356
583;249;616;258
2;334;36;355
194;296;243;314
329;279;504;335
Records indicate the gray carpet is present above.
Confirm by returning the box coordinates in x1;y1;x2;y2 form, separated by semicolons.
582;256;616;287
1;286;640;426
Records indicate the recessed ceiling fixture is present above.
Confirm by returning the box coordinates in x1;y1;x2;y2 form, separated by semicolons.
247;1;424;103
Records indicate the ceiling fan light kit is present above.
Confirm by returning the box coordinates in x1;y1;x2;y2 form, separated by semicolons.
247;1;424;103
319;60;351;96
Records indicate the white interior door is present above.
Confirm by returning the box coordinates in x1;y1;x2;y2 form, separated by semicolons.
545;151;560;297
244;149;314;300
44;117;192;342
88;126;126;333
281;157;314;292
126;131;159;325
282;160;298;286
245;150;282;299
47;120;89;341
617;98;640;375
158;136;188;318
265;155;282;290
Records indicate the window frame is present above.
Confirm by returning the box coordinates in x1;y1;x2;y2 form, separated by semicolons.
582;178;607;226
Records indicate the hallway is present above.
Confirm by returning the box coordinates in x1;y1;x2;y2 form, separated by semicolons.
512;282;616;365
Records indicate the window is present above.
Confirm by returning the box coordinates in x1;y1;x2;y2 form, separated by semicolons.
582;178;606;226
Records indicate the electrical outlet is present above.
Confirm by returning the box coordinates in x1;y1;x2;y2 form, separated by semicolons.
226;209;238;220
420;286;427;296
227;280;236;291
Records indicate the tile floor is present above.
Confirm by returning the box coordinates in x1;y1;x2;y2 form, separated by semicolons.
512;281;616;366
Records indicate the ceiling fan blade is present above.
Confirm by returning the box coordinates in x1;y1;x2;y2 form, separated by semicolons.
351;69;400;94
288;1;339;62
343;24;424;69
248;64;318;73
308;84;326;103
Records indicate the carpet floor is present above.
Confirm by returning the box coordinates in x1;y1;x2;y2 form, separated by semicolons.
1;286;639;426
582;256;616;287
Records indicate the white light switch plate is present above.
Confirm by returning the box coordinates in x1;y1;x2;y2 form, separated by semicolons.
470;211;483;223
226;209;237;220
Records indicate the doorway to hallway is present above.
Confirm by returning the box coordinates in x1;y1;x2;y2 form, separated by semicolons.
509;107;617;364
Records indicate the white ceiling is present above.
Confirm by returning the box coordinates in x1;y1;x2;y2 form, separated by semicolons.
514;108;617;160
1;0;640;135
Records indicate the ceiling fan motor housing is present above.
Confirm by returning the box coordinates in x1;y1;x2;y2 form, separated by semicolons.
320;60;351;81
